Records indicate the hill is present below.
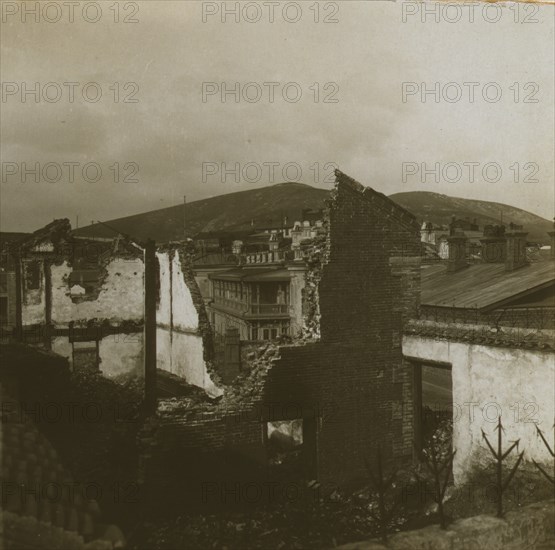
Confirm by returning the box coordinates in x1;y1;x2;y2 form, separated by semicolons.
390;191;553;243
72;184;553;244
73;183;329;243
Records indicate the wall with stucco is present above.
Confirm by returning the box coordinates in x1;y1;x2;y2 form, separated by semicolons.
99;333;143;378
50;258;144;326
21;260;46;325
403;334;555;484
51;333;143;378
156;250;218;394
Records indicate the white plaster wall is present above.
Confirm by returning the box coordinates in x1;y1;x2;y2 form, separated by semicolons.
156;252;171;326
156;328;203;384
155;250;221;396
50;259;144;326
156;328;221;396
99;334;143;378
156;327;172;372
51;334;143;378
403;335;555;484
22;293;46;324
51;336;73;362
21;262;46;325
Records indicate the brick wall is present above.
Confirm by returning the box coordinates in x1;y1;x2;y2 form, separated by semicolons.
138;407;265;508
140;172;421;499
259;173;421;488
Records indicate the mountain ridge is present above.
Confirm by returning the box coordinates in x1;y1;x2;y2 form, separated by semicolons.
71;183;553;244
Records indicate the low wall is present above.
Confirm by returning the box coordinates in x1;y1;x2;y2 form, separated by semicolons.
403;334;555;484
339;499;554;550
51;333;144;378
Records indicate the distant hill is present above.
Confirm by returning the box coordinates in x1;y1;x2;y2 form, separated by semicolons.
72;183;553;244
390;191;553;243
73;183;329;243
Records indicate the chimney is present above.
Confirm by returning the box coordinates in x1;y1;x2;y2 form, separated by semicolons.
505;231;528;271
449;215;456;235
447;231;468;272
481;225;506;263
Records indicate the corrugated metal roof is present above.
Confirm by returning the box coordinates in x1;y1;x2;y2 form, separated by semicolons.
421;261;555;309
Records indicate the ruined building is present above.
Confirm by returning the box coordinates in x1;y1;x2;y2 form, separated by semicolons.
4;221;216;393
6;171;554;500
139;169;422;501
405;221;555;483
4;221;145;377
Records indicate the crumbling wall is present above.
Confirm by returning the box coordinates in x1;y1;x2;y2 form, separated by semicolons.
50;258;144;326
49;330;144;378
2;271;18;329
21;259;46;325
403;332;555;484
259;172;420;487
288;268;307;337
301;234;328;341
16;221;146;379
98;333;143;378
141;171;421;496
156;248;221;396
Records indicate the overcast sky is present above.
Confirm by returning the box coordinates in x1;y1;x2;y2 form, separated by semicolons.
1;0;554;231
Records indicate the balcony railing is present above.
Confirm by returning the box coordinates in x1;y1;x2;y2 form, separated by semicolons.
248;304;289;315
212;297;290;316
214;297;248;311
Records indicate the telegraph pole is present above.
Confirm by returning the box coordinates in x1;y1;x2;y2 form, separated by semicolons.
183;195;187;239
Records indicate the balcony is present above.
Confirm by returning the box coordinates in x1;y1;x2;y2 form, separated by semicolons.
212;297;290;319
248;303;289;315
214;297;248;311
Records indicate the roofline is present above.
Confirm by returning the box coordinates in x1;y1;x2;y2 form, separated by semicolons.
421;277;555;311
334;170;420;232
481;279;555;311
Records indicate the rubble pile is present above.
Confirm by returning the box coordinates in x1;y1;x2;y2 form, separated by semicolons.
176;244;218;372
300;234;328;342
221;341;282;408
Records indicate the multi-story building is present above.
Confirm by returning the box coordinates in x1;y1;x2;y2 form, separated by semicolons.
207;262;307;341
193;216;326;342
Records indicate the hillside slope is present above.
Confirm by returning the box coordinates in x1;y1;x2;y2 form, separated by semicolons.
73;183;329;243
390;191;553;243
72;184;553;244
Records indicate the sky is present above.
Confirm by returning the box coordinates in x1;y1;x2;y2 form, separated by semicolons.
1;0;554;231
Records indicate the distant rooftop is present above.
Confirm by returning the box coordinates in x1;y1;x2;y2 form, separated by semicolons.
421;260;555;310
